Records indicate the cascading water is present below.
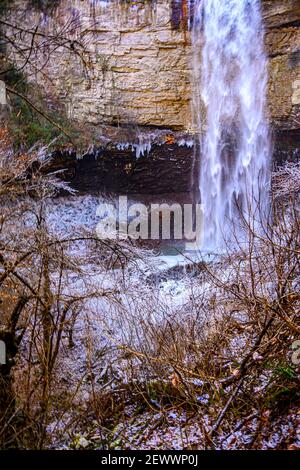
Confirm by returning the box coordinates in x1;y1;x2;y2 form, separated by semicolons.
192;0;270;251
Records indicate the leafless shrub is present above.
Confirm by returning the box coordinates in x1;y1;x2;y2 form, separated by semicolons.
1;127;299;450
0;127;147;448
94;165;300;449
272;161;300;200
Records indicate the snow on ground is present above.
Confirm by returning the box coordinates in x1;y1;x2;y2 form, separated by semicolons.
41;194;300;450
43;194;210;403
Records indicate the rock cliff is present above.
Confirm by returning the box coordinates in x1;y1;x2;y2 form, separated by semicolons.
5;0;300;133
2;0;300;193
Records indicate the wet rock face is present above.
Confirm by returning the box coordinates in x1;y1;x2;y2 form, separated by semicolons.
6;0;300;134
49;128;298;195
4;0;300;195
272;128;300;167
263;0;300;131
51;134;196;194
262;0;300;28
7;0;192;130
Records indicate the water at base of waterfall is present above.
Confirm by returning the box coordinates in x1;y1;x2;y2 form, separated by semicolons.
192;0;271;252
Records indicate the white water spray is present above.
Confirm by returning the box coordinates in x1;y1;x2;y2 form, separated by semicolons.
192;0;270;250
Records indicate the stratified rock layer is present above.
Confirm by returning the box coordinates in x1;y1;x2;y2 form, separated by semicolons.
5;0;300;132
4;1;300;194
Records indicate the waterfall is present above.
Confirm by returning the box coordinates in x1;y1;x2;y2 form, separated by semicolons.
192;0;270;251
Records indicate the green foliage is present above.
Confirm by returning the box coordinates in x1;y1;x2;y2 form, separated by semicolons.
11;105;60;149
274;363;297;381
263;360;298;409
9;96;76;149
3;65;75;149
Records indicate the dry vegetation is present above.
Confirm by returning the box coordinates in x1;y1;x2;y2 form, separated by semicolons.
0;0;299;453
0;126;299;449
0;127;147;448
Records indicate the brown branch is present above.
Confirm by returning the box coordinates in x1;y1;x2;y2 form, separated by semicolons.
210;316;274;437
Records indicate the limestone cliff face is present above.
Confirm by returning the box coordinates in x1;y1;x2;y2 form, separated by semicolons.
5;0;300;133
264;0;300;130
6;0;192;130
